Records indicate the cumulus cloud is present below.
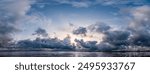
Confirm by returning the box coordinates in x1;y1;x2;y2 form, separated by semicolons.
72;27;87;36
75;39;97;50
128;5;150;46
103;30;130;46
17;37;75;50
0;0;35;47
74;39;116;51
33;28;48;37
88;22;111;33
72;5;150;51
68;5;150;51
71;22;129;51
73;30;131;51
95;5;150;50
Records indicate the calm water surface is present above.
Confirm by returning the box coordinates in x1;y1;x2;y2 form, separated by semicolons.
0;48;150;57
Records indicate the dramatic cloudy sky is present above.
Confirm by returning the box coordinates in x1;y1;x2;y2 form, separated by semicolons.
0;0;150;50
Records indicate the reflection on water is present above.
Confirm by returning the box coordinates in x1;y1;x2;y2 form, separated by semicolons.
0;48;150;57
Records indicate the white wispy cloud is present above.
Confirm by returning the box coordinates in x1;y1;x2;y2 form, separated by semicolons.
52;0;148;8
53;0;92;8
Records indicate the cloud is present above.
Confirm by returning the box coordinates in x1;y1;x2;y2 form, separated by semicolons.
17;36;75;50
96;5;150;50
74;39;116;51
71;22;129;51
0;0;35;47
128;5;150;46
33;28;48;37
96;42;116;51
96;0;148;6
103;30;130;46
52;0;148;8
1;0;149;52
0;23;18;47
69;5;150;51
53;0;92;8
88;22;111;33
72;27;87;36
0;0;35;19
72;5;150;50
75;39;97;50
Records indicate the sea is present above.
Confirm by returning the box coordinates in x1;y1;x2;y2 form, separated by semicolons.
0;48;150;57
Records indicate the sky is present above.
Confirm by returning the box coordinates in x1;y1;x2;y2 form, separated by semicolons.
0;0;150;50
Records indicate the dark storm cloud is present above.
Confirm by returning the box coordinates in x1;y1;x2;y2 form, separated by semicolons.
74;39;116;51
17;37;75;50
33;28;48;37
103;30;130;46
130;34;150;46
74;39;97;50
88;22;111;33
72;27;87;36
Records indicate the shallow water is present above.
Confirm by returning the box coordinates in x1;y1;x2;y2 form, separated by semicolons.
0;48;150;57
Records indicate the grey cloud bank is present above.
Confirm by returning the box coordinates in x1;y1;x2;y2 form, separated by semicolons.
17;37;75;50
